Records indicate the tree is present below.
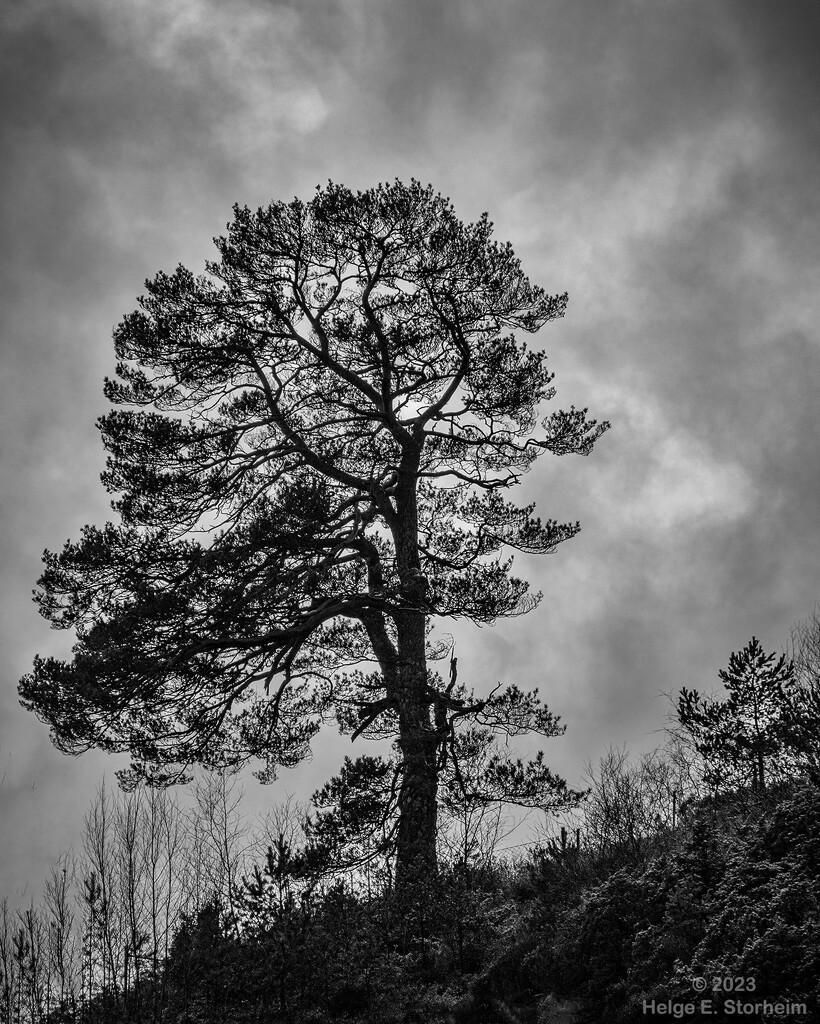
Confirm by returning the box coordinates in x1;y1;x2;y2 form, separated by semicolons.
678;637;797;793
42;856;80;1022
576;745;687;862
305;755;399;880
20;179;608;889
785;608;820;782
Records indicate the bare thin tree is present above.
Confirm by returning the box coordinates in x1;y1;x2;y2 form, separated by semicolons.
192;771;251;937
42;856;79;1021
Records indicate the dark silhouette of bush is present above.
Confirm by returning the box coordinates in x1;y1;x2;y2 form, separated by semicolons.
33;764;820;1024
543;781;820;1022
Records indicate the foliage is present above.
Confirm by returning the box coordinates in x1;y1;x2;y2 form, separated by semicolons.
303;727;585;877
21;179;607;884
0;739;814;1024
678;637;798;792
546;782;820;1022
305;754;398;876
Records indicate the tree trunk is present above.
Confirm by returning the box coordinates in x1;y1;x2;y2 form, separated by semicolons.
395;702;439;889
391;442;440;890
393;596;439;889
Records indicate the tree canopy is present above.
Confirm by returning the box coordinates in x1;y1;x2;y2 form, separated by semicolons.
21;180;608;883
678;637;797;792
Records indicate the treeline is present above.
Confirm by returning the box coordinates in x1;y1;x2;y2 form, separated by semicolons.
0;748;546;1024
4;622;820;1023
537;622;820;1022
3;749;819;1023
0;737;683;1024
0;773;253;1024
0;734;702;1024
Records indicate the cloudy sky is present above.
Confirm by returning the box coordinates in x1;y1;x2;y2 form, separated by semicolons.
2;0;820;901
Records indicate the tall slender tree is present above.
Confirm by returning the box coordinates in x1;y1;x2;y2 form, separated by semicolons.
678;637;796;792
21;180;608;887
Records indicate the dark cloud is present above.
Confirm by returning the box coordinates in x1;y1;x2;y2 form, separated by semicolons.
2;0;820;902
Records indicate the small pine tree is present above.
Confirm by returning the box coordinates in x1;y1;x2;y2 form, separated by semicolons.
678;637;796;792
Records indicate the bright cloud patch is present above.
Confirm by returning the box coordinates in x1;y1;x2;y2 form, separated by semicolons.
592;389;757;535
95;0;331;144
639;429;754;531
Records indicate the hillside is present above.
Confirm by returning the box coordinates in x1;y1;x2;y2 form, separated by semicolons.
5;776;814;1024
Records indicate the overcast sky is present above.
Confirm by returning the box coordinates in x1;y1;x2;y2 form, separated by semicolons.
2;0;820;902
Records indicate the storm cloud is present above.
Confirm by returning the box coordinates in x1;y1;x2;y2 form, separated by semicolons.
2;0;819;899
